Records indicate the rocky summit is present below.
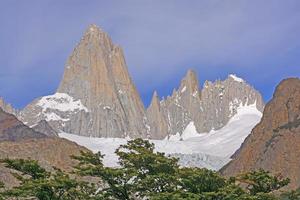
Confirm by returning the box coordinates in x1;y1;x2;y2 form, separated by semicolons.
221;78;300;189
147;70;264;139
18;24;264;139
20;24;149;138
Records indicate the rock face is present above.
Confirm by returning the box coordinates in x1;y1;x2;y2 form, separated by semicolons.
32;120;58;137
221;78;300;189
147;71;264;139
0;137;89;188
146;91;168;139
0;108;47;142
0;108;89;188
20;24;148;138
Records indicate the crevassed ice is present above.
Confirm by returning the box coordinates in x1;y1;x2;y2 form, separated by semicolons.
37;93;89;112
59;102;262;170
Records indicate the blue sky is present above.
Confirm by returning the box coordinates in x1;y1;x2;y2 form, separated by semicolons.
0;0;299;108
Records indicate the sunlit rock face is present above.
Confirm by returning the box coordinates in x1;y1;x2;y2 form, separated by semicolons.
19;24;264;139
20;24;148;138
148;71;264;139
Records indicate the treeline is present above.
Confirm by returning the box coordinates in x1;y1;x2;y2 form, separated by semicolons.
0;139;299;200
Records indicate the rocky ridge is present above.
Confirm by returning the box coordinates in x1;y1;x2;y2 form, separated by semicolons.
32;120;58;137
147;70;264;139
0;108;89;188
20;24;148;138
17;24;264;139
221;78;300;189
0;108;47;142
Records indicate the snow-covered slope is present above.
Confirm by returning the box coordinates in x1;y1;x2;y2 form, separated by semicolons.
59;103;262;170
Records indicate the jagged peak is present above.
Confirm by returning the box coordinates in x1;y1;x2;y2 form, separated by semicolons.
76;24;114;51
186;69;197;78
84;24;105;35
179;69;200;94
148;91;161;109
152;90;159;98
61;24;117;78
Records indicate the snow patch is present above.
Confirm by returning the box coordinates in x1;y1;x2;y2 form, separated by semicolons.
37;93;89;113
181;86;186;93
103;106;112;110
167;132;181;141
181;122;201;140
44;113;69;122
229;74;244;83
192;90;198;97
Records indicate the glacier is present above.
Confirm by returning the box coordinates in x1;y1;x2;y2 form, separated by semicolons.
59;103;262;170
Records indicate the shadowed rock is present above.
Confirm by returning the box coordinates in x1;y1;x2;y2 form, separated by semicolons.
221;78;300;189
32;120;58;137
0;108;47;142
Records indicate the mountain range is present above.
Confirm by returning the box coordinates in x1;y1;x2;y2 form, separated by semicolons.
0;24;299;190
3;24;264;140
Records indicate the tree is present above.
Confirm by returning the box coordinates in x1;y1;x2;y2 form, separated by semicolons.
280;188;300;200
0;158;99;200
178;167;226;194
237;169;290;195
1;139;294;200
73;139;181;199
150;191;201;200
116;138;180;198
73;150;135;199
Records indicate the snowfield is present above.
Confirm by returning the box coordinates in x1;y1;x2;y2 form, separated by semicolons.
59;103;262;170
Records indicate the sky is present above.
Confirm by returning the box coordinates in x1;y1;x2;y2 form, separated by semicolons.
0;0;299;109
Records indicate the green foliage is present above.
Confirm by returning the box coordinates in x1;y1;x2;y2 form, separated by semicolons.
178;167;226;194
116;138;179;197
1;158;49;180
280;188;300;200
0;158;100;200
150;191;201;200
0;139;295;200
238;169;290;195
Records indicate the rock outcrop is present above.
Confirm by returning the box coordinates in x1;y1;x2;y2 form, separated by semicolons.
198;74;264;133
147;71;264;139
0;108;89;188
32;120;58;137
0;97;16;115
0;137;89;188
20;24;148;138
146;91;168;139
0;108;47;142
221;78;300;189
159;70;202;137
